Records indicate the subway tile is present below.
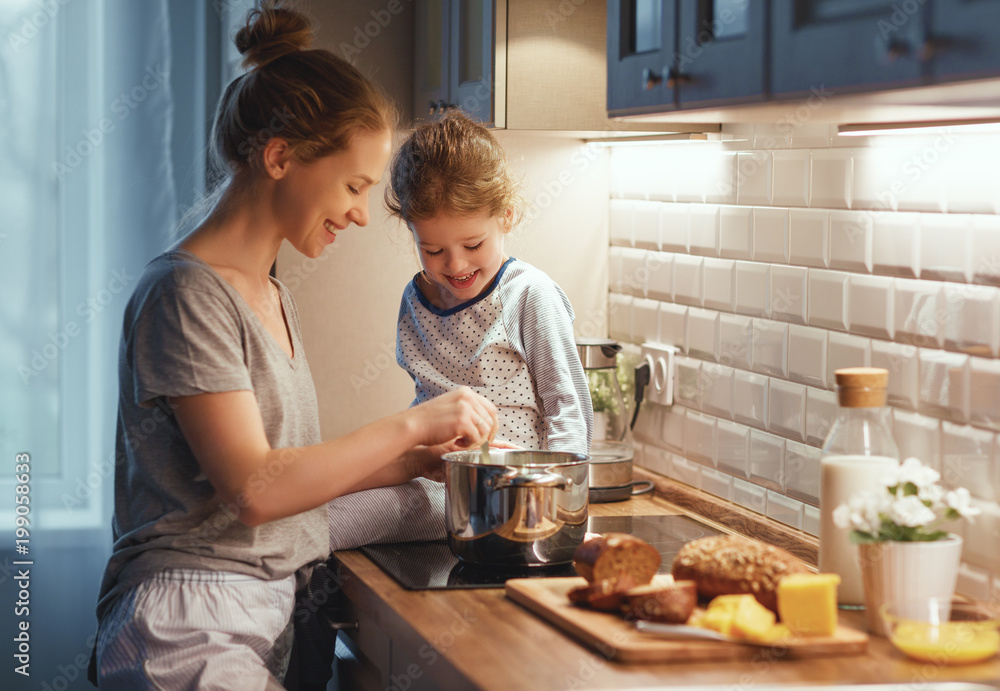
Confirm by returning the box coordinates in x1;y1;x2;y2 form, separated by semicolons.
660;203;690;253
810;148;852;210
785;440;822;506
658;404;686;454
803;504;821;537
921;214;971;282
807;269;849;332
892;409;942;473
734;369;769;430
848;274;895;339
871;339;920;410
733;477;767;514
632;400;661;445
790;124;833;149
701;467;735;501
971;215;1000;287
658;302;687;351
735;261;769;318
766;491;804;529
673;255;704;307
895;278;945;349
640;444;673;477
645;252;673;301
827;332;872;386
942;283;1000;357
829;210;872;273
608;294;632;343
609;198;634;246
787;324;827;388
770;265;808;324
674;356;703;410
956;564;992;602
719;206;753;260
853;141;946;213
717;419;750;478
772;150;811;207
751;319;788;378
788;208;829;269
719;313;752;370
750;429;785;491
969;357;1000;431
703;258;736;313
685;411;717;467
736;151;772;206
941;422;998;503
633;297;660;345
676;149;733;204
918;349;969;422
702;362;734;420
689;204;719;256
962;499;1000;573
687;307;719;362
633;200;661;250
610;246;646;296
754;124;792;149
942;136;1000;214
753;208;789;264
805;387;837;447
871;211;920;278
769;378;807;442
706;152;739;205
671;455;702;488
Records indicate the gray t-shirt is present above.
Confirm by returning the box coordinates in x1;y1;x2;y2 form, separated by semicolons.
96;249;327;620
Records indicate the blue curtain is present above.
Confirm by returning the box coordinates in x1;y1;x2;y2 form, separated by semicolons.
0;1;231;687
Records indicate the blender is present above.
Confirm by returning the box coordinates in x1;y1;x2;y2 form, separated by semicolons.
576;338;654;502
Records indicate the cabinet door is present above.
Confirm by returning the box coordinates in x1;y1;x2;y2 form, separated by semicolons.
676;0;766;107
607;0;679;115
414;0;450;121
771;0;925;97
450;0;496;124
928;0;1000;82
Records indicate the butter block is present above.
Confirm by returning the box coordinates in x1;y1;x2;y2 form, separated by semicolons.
730;595;777;640
777;572;841;636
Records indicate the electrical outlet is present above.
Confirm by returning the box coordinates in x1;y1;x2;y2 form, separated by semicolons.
641;342;676;406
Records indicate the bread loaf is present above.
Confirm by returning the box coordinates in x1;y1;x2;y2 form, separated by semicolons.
621;580;697;623
572;533;661;587
567;578;636;612
671;535;808;612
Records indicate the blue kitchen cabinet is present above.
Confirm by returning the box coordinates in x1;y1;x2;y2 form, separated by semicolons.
414;0;496;124
928;0;1000;83
771;0;925;97
608;0;765;116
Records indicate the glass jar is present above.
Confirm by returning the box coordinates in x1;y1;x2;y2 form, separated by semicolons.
820;367;900;607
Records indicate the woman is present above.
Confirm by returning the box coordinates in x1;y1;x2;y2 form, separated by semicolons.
91;2;497;688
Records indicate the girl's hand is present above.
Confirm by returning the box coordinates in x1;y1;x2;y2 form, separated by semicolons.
407;387;498;449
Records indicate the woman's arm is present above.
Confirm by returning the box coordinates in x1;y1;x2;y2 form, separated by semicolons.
170;386;496;527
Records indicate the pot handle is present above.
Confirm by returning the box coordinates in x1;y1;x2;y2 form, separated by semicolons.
487;469;570;491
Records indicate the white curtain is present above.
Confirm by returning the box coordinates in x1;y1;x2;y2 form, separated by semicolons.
0;1;237;686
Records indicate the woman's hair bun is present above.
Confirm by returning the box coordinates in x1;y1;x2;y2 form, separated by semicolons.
235;0;314;70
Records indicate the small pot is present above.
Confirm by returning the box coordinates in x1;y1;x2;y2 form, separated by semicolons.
587;440;653;503
442;449;589;567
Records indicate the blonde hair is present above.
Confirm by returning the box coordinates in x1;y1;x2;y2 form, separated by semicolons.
210;0;397;177
385;111;524;227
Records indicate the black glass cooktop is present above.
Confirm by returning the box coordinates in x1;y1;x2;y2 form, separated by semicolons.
360;513;722;590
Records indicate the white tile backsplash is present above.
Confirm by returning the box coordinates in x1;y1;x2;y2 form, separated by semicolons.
612;130;1000;588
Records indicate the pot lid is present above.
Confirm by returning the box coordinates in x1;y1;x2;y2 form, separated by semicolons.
575;338;621;369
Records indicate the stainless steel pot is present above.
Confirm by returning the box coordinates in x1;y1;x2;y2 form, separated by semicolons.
588;440;654;503
442;449;589;567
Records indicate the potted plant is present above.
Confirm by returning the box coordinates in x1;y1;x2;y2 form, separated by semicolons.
833;457;981;636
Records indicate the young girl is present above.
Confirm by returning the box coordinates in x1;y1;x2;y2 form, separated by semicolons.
91;4;497;689
386;112;592;455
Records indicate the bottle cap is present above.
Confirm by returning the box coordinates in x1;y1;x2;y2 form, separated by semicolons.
834;367;888;407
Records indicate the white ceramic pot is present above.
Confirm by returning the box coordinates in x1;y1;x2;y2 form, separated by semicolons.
857;534;963;637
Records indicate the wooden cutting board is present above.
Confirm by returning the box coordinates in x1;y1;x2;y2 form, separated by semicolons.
505;575;869;663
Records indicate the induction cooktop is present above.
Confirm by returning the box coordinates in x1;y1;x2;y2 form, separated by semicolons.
360;513;722;590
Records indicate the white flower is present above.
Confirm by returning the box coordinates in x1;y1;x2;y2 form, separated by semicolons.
885;456;941;490
887;494;938;528
918;481;945;506
834;491;885;534
945;487;981;518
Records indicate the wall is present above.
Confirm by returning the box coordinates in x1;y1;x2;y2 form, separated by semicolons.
610;122;1000;599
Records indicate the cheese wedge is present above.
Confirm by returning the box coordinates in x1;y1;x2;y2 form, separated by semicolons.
776;572;841;636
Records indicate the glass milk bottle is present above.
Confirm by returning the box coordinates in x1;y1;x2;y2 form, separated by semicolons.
819;367;900;607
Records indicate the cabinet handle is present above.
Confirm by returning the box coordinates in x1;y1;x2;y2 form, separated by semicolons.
882;38;911;62
666;68;693;89
428;100;439;115
642;67;664;91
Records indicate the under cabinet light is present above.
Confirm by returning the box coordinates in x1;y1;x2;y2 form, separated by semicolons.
583;132;746;146
838;118;1000;137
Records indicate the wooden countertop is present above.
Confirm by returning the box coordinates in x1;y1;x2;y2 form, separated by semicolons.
331;492;1000;690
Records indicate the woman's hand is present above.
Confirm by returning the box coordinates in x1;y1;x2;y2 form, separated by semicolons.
405;387;498;449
